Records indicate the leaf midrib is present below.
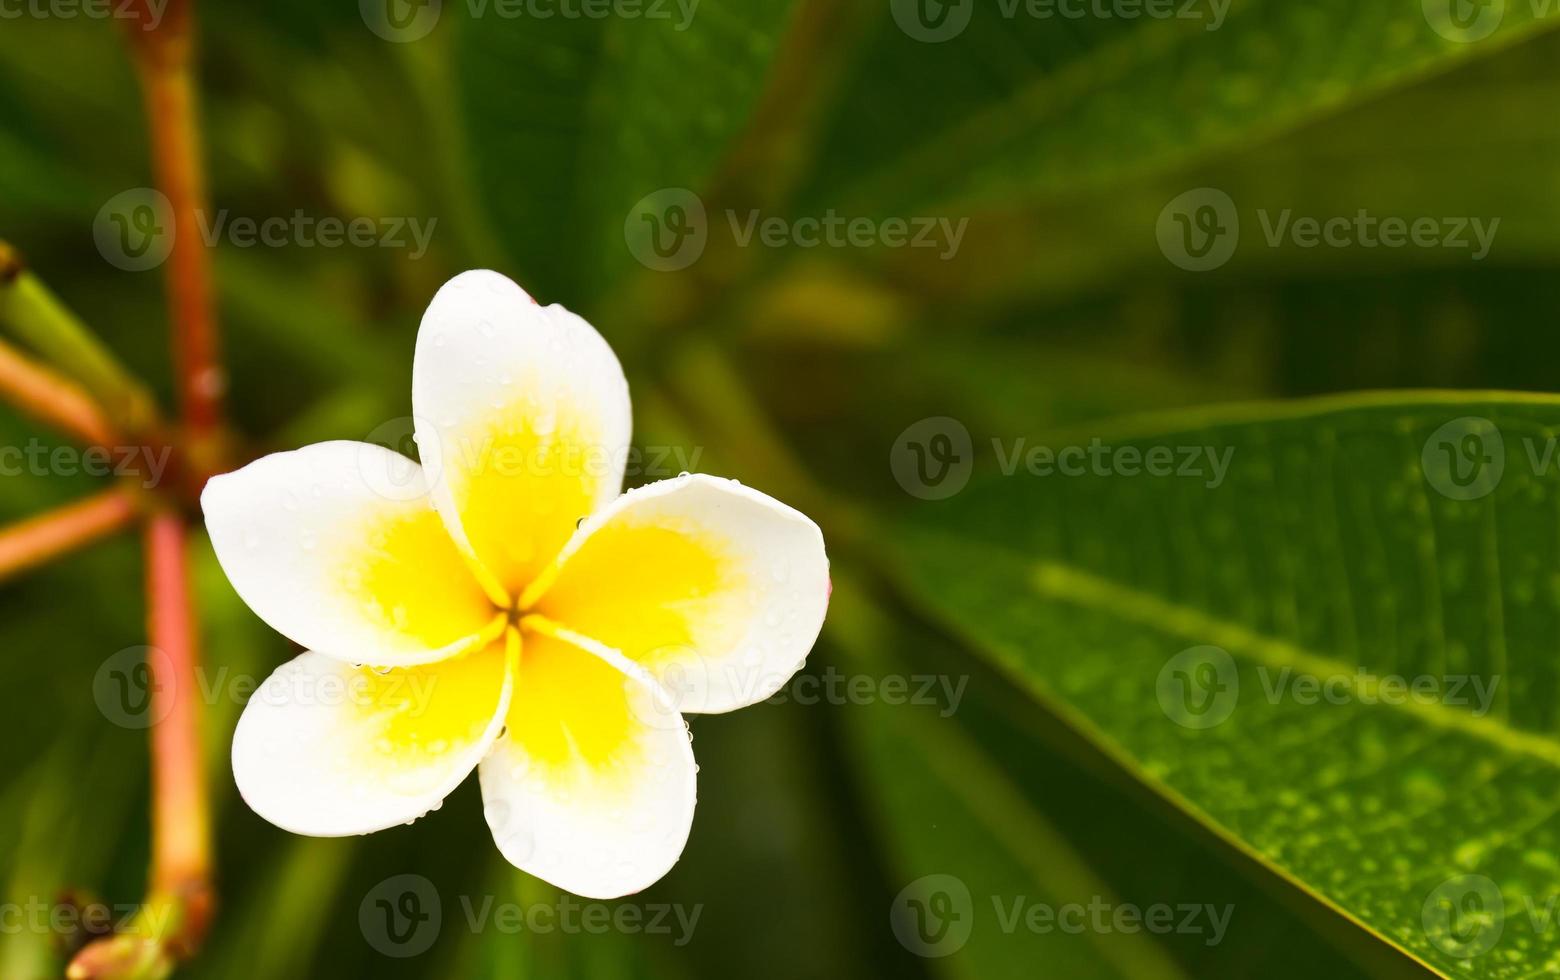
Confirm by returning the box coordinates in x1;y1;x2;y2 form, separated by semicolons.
1014;550;1560;767
844;3;1560;211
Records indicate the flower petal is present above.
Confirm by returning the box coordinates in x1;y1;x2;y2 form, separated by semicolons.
479;632;696;899
232;637;513;837
532;474;829;714
412;270;632;596
202;441;501;668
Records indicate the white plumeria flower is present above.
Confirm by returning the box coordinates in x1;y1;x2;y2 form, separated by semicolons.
201;270;829;899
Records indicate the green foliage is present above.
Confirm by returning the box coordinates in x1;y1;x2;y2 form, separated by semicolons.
2;1;1559;978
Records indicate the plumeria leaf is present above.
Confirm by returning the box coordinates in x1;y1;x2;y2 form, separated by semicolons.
453;0;801;303
890;393;1560;978
800;2;1560;215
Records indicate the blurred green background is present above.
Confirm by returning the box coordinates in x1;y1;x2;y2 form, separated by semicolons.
2;1;1558;977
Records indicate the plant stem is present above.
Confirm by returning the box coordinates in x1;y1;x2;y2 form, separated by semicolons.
0;489;138;584
142;511;213;948
126;0;225;458
67;512;213;980
0;335;117;447
0;243;160;435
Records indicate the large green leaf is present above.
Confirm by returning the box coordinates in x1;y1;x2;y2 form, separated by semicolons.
830;576;1421;978
890;392;1560;977
454;0;799;304
801;1;1560;214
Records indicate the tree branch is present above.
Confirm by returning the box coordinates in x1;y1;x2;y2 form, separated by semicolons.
0;336;119;448
0;243;160;436
125;0;225;455
68;512;213;980
0;489;138;584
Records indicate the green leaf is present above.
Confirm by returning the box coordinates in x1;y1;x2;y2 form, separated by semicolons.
441;871;688;980
833;584;1191;980
802;2;1560;213
890;392;1560;977
831;575;1417;978
454;1;799;304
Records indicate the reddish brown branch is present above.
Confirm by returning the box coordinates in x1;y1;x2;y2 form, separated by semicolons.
0;490;138;584
143;511;213;941
0;337;118;448
126;1;225;449
68;513;214;979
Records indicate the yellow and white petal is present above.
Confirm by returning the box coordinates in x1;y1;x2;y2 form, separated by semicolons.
411;270;632;596
531;474;829;714
479;632;696;900
232;638;513;837
202;441;500;668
